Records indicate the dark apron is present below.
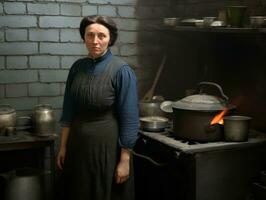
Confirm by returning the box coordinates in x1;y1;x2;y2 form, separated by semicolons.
62;57;135;200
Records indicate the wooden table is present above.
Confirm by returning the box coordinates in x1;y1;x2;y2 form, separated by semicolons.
0;132;57;199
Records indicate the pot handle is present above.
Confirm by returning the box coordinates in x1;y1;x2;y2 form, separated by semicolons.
196;82;229;101
160;101;174;113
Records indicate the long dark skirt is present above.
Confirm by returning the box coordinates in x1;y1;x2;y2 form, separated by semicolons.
62;112;135;200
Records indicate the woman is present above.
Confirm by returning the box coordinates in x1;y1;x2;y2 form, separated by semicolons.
57;15;139;200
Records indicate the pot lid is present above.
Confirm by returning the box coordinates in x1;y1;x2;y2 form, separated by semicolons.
0;105;15;114
34;104;53;111
172;94;228;111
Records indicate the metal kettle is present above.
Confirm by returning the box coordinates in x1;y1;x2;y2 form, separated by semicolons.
32;104;56;136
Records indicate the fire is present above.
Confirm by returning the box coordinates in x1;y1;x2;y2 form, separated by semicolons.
210;109;229;125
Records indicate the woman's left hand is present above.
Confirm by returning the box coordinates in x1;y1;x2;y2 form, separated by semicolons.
115;159;130;184
115;148;131;184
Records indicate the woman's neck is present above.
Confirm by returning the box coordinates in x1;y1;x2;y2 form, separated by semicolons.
89;49;108;59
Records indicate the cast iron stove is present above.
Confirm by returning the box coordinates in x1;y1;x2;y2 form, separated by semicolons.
135;129;266;200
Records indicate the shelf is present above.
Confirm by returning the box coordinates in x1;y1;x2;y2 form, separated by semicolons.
160;25;266;33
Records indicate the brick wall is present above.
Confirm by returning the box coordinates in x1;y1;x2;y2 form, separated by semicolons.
0;0;140;125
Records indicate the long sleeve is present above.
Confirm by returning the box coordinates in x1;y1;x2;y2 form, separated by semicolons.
114;65;139;149
60;64;77;127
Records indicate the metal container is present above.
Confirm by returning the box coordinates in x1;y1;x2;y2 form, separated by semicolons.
32;104;56;136
250;16;266;28
203;17;216;27
226;6;247;27
0;105;16;136
139;101;165;117
140;116;169;132
223;115;251;142
139;96;166;117
171;82;235;142
173;109;223;141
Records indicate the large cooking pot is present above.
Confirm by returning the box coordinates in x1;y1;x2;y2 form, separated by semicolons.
0;105;32;136
171;82;235;142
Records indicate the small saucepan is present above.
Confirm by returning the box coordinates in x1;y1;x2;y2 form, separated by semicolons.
140;116;169;132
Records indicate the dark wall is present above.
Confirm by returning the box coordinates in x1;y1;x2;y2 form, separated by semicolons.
136;0;266;131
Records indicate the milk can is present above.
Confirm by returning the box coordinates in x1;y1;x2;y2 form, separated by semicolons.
32;104;56;136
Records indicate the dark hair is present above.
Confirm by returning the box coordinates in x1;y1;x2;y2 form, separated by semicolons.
79;15;118;47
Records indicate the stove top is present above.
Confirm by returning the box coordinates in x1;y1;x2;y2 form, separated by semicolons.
139;129;266;153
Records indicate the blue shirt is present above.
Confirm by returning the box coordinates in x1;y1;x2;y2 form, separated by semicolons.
60;50;139;149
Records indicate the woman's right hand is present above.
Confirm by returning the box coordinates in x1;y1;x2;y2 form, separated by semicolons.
57;147;66;170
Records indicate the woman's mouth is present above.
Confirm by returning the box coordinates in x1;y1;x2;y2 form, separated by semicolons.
91;47;100;51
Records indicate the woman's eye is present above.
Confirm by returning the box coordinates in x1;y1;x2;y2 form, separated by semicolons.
87;33;94;38
85;32;106;40
98;33;105;39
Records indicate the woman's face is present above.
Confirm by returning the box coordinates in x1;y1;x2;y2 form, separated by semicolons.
84;23;111;59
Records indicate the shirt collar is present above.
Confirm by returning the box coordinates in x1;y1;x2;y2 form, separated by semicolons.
88;49;112;63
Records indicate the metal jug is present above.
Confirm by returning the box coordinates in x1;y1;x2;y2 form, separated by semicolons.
0;168;45;200
32;104;56;136
0;105;16;136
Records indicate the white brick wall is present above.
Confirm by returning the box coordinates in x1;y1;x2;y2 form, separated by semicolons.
40;43;87;55
118;6;135;18
39;16;81;28
29;83;61;96
4;2;26;14
0;30;4;42
39;70;69;82
6;56;28;69
0;4;3;14
6;29;28;41
6;84;28;97
0;57;4;69
61;56;83;69
0;16;37;27
0;70;38;84
89;0;136;5
119;31;137;43
98;5;117;17
0;85;4;99
0;43;38;55
29;56;60;69
27;3;60;15
60;4;81;16
82;5;98;16
60;29;82;42
29;29;60;42
114;18;138;30
0;0;141;112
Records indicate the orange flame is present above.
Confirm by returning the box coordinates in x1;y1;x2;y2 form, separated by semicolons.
210;109;229;125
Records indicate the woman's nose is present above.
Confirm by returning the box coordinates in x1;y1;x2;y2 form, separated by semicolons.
92;35;99;43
